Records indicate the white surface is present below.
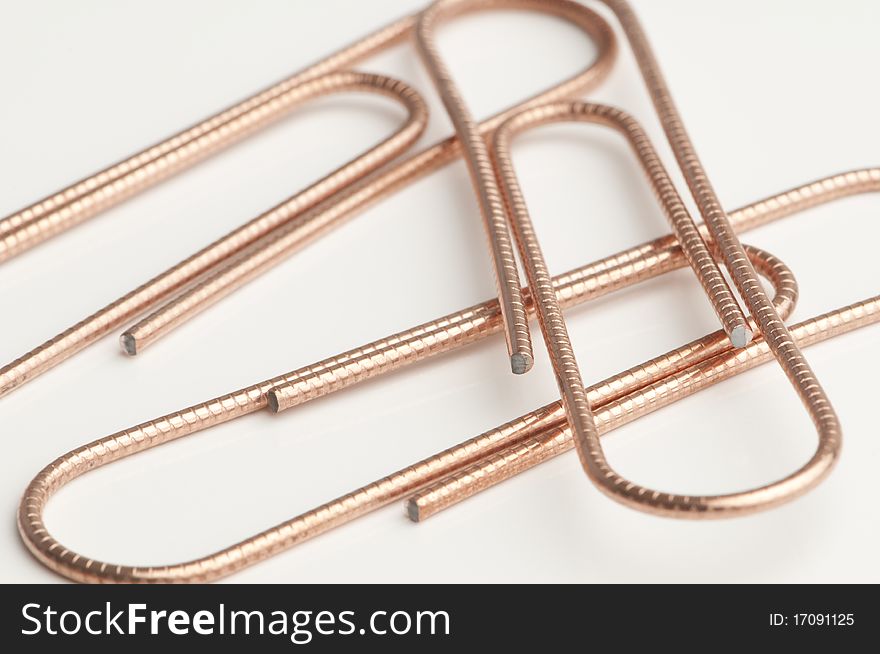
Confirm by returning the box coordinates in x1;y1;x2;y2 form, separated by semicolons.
1;0;878;584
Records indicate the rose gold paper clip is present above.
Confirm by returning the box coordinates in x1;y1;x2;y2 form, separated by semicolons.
414;0;842;516
477;100;842;517
6;0;877;583
0;0;617;396
0;71;428;394
405;162;879;519
117;0;617;358
18;168;880;582
414;0;747;374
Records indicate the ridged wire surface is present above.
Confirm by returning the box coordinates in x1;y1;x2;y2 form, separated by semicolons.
416;0;533;373
18;168;880;582
489;100;765;516
409;297;880;520
0;17;417;262
264;170;880;409
16;242;793;584
267;167;880;410
594;0;842;513
0;0;615;394
0;72;428;396
408;250;799;519
120;0;617;354
410;170;880;517
268;245;789;414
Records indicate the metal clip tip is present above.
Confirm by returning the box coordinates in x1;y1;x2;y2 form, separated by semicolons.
511;352;533;375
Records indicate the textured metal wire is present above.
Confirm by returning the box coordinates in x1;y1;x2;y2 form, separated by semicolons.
268;245;790;414
124;0;846;515
598;0;755;338
8;0;879;582
490;100;762;516
410;169;880;518
119;0;616;355
498;102;749;343
591;0;842;514
18;169;880;582
416;0;533;373
408;296;880;520
0;72;428;396
0;0;614;391
416;0;751;370
0;18;418;262
15;242;793;584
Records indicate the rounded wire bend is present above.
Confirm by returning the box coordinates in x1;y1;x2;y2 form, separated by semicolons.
587;0;842;512
19;166;880;582
16;241;796;583
415;0;534;374
117;0;617;357
0;71;428;395
411;165;880;518
488;100;806;516
416;0;746;370
409;295;880;520
0;17;420;262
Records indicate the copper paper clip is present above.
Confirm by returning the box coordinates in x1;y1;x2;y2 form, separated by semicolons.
5;0;877;583
411;0;842;515
477;101;842;516
415;0;748;376
18;168;880;582
0;0;616;395
1;71;428;392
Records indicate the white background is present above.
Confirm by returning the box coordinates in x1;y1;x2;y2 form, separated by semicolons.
1;0;878;583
